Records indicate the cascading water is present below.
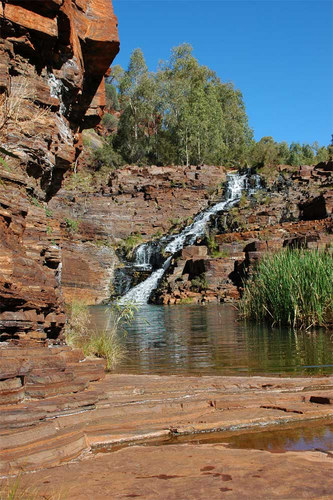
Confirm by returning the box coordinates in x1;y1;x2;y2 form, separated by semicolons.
119;171;260;305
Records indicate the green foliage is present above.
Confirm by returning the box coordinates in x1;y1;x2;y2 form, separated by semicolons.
205;232;218;255
113;48;159;164
155;44;252;166
65;171;95;192
101;112;118;131
0;156;10;171
64;301;135;370
117;233;143;258
178;297;195;304
151;229;163;239
105;83;120;111
253;191;270;205
30;197;42;208
97;45;329;169
64;300;90;343
250;137;330;169
238;191;248;208
105;44;252;167
0;476;51;500
93;239;112;248
191;273;208;291
92;139;124;170
205;233;230;257
64;217;79;233
240;249;333;329
45;207;53;218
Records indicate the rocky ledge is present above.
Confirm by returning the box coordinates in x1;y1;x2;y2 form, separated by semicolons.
1;372;332;488
30;438;333;499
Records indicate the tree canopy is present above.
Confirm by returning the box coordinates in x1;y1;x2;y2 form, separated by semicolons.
98;44;330;169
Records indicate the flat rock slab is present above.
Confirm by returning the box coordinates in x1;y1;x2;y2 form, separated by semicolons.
1;373;333;475
26;443;333;499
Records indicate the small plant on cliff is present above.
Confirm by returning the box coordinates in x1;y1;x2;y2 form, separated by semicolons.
45;207;53;218
0;76;50;135
117;233;143;258
30;197;42;208
239;249;333;329
64;300;135;370
0;155;10;172
0;475;65;499
64;217;79;233
191;273;208;292
205;232;218;255
238;191;248;208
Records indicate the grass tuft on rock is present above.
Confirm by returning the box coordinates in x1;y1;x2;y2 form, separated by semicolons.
240;249;333;329
65;300;135;370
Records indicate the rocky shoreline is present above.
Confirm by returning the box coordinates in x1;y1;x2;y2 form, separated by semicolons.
1;371;333;498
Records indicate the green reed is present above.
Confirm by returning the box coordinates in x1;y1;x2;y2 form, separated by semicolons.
240;249;333;329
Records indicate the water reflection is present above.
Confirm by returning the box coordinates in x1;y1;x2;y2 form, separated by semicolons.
171;422;333;453
89;303;333;376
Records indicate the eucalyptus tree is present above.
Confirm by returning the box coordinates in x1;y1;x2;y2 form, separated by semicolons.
156;43;252;166
114;49;159;164
108;44;253;167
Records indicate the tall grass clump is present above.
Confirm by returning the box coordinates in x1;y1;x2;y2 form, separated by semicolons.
0;476;63;500
65;300;135;370
240;249;333;329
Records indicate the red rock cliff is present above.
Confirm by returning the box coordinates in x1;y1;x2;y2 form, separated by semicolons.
0;0;119;341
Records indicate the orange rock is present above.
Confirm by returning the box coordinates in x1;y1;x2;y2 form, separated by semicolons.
0;0;119;341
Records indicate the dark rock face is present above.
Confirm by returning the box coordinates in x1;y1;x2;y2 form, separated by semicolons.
299;193;333;221
0;170;65;341
0;0;119;341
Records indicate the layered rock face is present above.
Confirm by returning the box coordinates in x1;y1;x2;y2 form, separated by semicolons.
0;0;119;198
153;162;333;304
0;0;119;340
50;164;226;303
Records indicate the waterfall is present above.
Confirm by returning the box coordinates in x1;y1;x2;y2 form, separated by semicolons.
119;171;259;305
119;257;172;304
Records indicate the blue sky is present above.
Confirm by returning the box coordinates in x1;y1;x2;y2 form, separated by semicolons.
112;0;332;146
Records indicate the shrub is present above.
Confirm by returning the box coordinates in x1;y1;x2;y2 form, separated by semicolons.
0;476;41;500
92;141;124;170
45;207;53;217
64;300;135;370
238;191;248;208
205;233;218;255
64;217;79;233
191;273;208;292
239;249;333;329
64;171;94;193
117;233;143;258
102;112;118;131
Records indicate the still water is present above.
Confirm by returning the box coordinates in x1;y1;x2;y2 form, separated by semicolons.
90;303;333;376
168;422;333;453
